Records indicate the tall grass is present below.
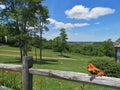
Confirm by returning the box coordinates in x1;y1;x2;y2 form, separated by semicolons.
0;70;22;90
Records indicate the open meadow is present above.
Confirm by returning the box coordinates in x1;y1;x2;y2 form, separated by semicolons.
0;46;115;90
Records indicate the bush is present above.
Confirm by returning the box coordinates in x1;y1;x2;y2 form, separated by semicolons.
89;59;120;78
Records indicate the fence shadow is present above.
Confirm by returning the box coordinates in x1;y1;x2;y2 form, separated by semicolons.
2;57;22;64
2;57;58;65
33;59;58;65
58;55;71;58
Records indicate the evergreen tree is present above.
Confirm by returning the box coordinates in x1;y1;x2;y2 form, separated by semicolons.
59;28;68;56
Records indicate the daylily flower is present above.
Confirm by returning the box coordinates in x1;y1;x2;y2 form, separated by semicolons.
87;63;106;76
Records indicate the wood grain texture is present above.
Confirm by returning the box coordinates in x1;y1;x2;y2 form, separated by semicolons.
0;64;22;72
29;68;120;89
22;56;33;90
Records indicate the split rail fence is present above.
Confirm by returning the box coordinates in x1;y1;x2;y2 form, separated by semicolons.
0;56;120;90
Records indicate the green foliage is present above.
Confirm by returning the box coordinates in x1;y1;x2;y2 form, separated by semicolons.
0;25;9;43
68;43;104;56
0;0;49;60
102;39;115;57
52;36;61;52
89;59;120;78
31;35;40;48
52;28;68;55
68;39;115;57
59;28;68;54
0;70;22;90
42;39;53;49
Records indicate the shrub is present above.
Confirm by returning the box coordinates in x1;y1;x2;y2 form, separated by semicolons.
89;59;120;78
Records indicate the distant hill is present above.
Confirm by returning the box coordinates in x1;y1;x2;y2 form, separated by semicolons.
68;41;102;44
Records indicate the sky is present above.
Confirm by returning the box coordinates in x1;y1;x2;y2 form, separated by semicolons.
0;0;120;42
42;0;120;42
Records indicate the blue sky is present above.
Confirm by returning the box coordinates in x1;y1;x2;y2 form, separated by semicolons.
42;0;120;42
0;0;119;42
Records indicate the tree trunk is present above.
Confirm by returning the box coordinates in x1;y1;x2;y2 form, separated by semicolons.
40;29;42;63
19;38;23;62
20;46;23;62
23;40;28;56
25;41;28;56
35;47;37;61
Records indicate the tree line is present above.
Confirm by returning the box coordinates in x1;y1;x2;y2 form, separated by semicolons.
68;39;115;57
45;38;115;57
37;37;115;57
0;23;115;58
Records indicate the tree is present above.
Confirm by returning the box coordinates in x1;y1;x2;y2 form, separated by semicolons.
103;39;115;57
59;28;68;56
0;0;49;61
52;36;61;52
0;24;8;43
35;6;49;62
52;28;68;55
32;35;40;61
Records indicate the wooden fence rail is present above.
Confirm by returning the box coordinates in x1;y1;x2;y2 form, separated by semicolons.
0;56;120;90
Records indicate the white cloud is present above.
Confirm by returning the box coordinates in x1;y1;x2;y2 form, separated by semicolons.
48;18;90;29
43;31;60;40
55;22;74;29
74;23;89;27
65;5;115;20
0;5;5;9
48;18;56;24
94;22;100;25
43;31;91;41
67;32;92;41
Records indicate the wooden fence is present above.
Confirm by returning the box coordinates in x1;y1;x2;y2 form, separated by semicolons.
0;56;120;90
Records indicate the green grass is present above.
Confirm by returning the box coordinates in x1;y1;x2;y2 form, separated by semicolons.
33;75;115;90
0;46;68;58
0;46;115;90
0;46;19;51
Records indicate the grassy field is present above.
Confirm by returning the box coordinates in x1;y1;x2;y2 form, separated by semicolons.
0;46;115;90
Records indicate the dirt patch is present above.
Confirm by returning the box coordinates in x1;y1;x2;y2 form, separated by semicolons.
0;50;20;53
0;54;76;60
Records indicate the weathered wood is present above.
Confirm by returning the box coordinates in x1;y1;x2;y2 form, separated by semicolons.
22;56;33;90
0;64;22;72
29;68;120;89
0;86;14;90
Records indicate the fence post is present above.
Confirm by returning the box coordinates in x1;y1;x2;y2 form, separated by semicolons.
22;56;33;90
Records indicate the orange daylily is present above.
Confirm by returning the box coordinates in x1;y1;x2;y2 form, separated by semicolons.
87;63;106;76
87;64;100;73
11;71;17;74
0;80;3;84
4;70;9;74
34;79;40;83
97;70;106;76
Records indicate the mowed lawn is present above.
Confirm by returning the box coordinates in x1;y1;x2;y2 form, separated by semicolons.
0;46;115;90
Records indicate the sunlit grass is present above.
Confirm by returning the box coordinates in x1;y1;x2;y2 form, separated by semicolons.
0;46;115;90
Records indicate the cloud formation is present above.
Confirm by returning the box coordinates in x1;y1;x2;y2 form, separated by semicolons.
65;5;115;20
0;5;5;9
48;18;90;29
